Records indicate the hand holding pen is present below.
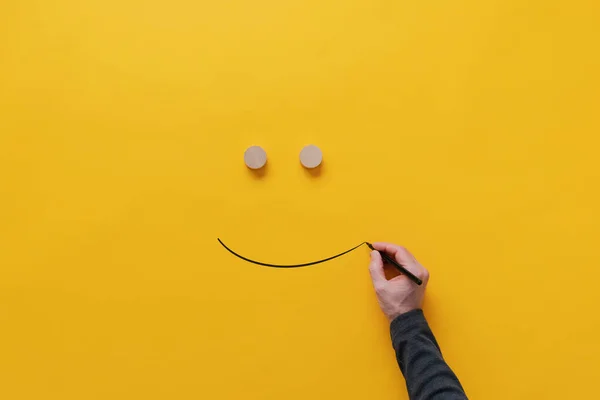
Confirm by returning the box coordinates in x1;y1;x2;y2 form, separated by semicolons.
367;242;430;321
366;242;423;285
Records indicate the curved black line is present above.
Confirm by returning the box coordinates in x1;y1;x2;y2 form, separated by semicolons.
217;238;367;268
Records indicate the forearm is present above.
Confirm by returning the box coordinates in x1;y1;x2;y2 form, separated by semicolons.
391;310;467;400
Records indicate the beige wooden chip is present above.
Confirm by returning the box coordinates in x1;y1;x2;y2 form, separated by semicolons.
299;145;322;169
244;146;267;169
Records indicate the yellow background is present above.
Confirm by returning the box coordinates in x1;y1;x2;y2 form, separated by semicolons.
1;0;599;398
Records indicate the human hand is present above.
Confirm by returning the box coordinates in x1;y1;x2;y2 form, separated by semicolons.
368;242;430;322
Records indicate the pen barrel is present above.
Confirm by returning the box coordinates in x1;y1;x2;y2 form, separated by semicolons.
380;253;423;285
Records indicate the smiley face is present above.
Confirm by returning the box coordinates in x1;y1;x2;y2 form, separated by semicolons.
2;1;598;400
221;144;373;268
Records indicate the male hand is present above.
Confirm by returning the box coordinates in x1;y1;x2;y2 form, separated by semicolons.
368;242;430;322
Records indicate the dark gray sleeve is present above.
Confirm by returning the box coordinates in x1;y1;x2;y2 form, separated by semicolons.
391;309;467;400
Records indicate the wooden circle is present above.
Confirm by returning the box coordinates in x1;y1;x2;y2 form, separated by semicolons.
244;146;267;169
299;145;322;169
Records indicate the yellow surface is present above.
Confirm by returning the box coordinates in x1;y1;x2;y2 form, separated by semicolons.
1;0;600;398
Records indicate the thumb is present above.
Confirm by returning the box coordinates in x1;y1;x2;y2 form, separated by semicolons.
368;250;386;285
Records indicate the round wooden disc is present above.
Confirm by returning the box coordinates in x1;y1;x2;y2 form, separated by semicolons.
244;146;267;169
299;145;322;169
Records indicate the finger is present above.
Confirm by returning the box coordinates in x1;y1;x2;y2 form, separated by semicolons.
372;242;416;264
368;250;386;285
372;242;425;278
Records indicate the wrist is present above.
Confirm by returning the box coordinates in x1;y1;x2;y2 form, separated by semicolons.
386;306;419;322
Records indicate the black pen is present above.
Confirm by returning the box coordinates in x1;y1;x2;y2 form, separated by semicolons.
366;242;423;285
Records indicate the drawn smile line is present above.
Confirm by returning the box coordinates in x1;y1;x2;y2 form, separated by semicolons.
217;238;367;268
